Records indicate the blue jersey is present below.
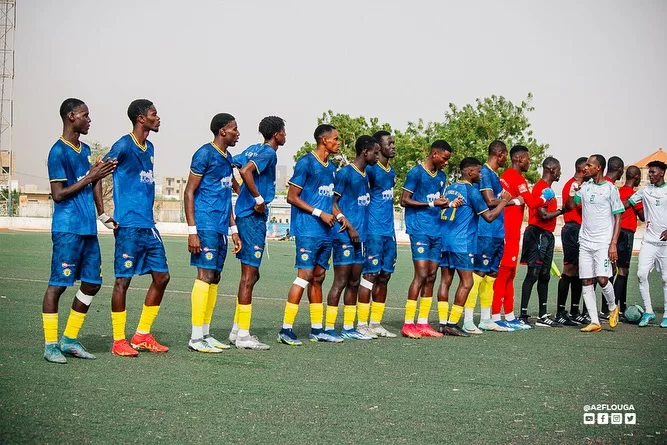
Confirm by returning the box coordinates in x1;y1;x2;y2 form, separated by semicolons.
366;161;396;237
105;134;156;229
333;164;371;243
288;152;336;240
233;143;277;218
190;142;235;234
47;138;97;235
476;164;505;239
402;163;447;235
441;181;489;253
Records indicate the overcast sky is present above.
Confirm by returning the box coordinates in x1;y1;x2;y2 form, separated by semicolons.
9;0;667;190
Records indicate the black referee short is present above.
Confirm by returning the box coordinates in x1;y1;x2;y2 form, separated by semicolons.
561;222;581;266
520;225;555;271
617;228;635;269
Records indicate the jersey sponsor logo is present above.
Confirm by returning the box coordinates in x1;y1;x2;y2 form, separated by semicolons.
518;184;527;193
254;245;261;250
299;248;312;253
140;170;155;184
61;262;75;268
202;247;217;253
220;174;233;189
357;193;371;206
318;184;334;197
381;188;394;201
122;253;134;259
426;192;440;203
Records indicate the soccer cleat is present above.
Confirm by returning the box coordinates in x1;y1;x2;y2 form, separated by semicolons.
573;313;589;325
235;335;270;350
493;320;516;332
188;338;222;353
415;323;444;337
555;312;580;326
519;315;531;325
277;328;303;346
507;319;531;330
608;306;620;328
462;321;483;335
59;336;96;359
443;324;470;337
204;335;231;350
308;328;343;343
111;339;139;357
638;312;656;327
44;344;67;364
355;324;378;339
130;333;169;353
368;324;397;338
660;318;667;328
401;323;422;339
535;314;563;327
228;329;238;345
340;328;373;340
479;319;511;332
599;311;610;321
580;323;602;333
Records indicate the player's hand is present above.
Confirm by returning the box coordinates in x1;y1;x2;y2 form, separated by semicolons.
320;212;336;227
188;234;201;254
660;230;667;241
254;202;266;214
105;216;118;229
434;197;448;208
348;227;360;243
500;190;512;202
608;243;618;263
449;197;464;208
88;158;117;182
569;182;581;197
542;187;556;201
231;233;242;254
338;216;349;232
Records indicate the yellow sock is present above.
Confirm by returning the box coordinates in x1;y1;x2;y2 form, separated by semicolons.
233;299;240;325
282;302;299;329
63;309;87;339
238;303;252;335
343;305;356;329
465;273;484;310
111;310;127;341
191;279;209;327
357;302;370;326
309;302;323;329
136;305;160;334
417;296;433;324
449;304;464;324
438;301;450;324
480;276;495;320
404;299;418;324
325;305;338;330
42;312;58;343
370;301;385;324
204;283;218;325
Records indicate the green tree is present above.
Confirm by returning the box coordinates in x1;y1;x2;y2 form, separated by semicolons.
87;141;114;214
0;188;19;216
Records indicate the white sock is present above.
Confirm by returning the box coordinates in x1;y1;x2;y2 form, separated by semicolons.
311;322;323;329
480;307;491;320
464;307;474;324
282;322;293;329
492;313;501;322
192;325;203;340
231;322;238;333
343;323;354;330
202;323;210;336
505;312;516;321
582;285;600;324
601;282;617;311
238;328;250;337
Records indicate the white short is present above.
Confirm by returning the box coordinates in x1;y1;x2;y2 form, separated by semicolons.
637;240;667;278
578;245;612;279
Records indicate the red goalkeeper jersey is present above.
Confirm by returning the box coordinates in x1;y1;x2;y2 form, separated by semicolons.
527;179;558;232
500;168;546;239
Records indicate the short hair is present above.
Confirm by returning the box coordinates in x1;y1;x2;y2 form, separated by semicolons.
355;135;378;156
314;124;336;142
647;160;667;171
607;156;624;172
460;157;482;171
373;130;391;143
510;145;529;157
258;116;285;140
430;140;452;153
575;157;588;170
591;154;606;171
210;113;236;135
127;99;154;125
488;140;507;156
59;98;85;119
625;165;641;178
542;156;560;169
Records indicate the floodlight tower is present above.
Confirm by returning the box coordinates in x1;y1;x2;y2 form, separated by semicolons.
0;0;15;217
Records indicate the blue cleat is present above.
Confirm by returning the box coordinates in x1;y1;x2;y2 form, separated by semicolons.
661;318;667;328
277;328;303;346
495;320;515;332
44;344;67;364
507;319;531;330
309;328;343;343
59;336;96;359
340;328;373;340
638;312;656;327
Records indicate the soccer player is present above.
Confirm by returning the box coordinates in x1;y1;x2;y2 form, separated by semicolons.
463;140;518;333
325;135;379;340
629;160;667;328
399;140;456;339
357;130;398;338
564;154;623;332
42;98;117;363
438;157;510;336
184;113;242;353
615;166;643;317
492;145;556;331
105;99;171;356
519;157;565;326
555;157;588;325
227;116;285;350
277;124;338;346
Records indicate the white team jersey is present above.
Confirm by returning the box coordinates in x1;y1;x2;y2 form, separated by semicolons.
575;180;624;249
629;183;667;246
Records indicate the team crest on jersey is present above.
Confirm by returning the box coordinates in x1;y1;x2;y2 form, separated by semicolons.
140;170;155;184
382;188;394;201
220;174;233;189
483;259;489;266
518;184;527;193
205;252;214;260
124;260;133;268
372;258;379;266
254;251;262;259
318;184;334;197
417;247;425;253
343;249;351;257
357;193;371;206
301;253;309;261
63;268;71;277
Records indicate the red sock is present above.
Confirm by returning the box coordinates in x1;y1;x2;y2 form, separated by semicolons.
492;266;512;315
503;266;517;315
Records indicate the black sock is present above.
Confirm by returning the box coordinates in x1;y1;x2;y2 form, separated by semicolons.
521;268;538;317
614;275;628;312
557;274;573;316
537;270;550;317
571;278;582;315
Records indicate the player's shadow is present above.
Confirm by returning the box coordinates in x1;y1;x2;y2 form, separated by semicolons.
77;334;113;353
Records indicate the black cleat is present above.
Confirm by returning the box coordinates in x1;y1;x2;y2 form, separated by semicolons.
535;314;564;327
443;324;470;337
555;312;580;326
519;315;533;327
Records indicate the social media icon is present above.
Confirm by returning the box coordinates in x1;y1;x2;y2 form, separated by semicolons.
598;413;609;425
611;413;623;425
625;413;637;425
583;413;595;425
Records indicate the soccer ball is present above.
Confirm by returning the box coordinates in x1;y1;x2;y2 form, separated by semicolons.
623;304;644;324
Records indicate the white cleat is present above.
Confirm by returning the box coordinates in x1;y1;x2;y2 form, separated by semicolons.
463;321;483;335
228;330;238;346
478;319;510;332
204;335;231;350
356;324;379;339
369;324;397;338
235;335;270;350
189;338;223;353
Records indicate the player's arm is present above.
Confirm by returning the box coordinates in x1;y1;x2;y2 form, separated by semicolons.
228;210;241;254
184;172;203;254
563;182;583;212
50;159;117;203
232;175;240;195
332;193;359;241
92;180;117;229
609;213;622;262
519;186;553;209
479;189;510;222
537;206;563;222
238;161;266;214
286;184;336;228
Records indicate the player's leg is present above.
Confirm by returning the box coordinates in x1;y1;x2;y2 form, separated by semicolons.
463;270;483;330
535;232;559;326
636;243;656;327
414;237;442;337
595;248;619;328
367;235;397;337
325;264;351;335
520;267;538;321
402;235;430;338
358;234;381;330
614;229;632;315
306;263;330;341
59;279;100;360
42;283;67;364
444;268;472;337
579;247;602;332
111;228;139;356
437;265;455;334
658;246;667;328
478;238;508;332
341;257;372;340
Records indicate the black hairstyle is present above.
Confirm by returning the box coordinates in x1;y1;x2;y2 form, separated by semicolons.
314;124;336;142
509;145;529;157
258;116;285;140
59;98;85;119
488;140;507;155
607;156;624;172
355;135;379;156
373;130;391;143
647;160;667;171
460;156;482;171
591;154;606;170
575;157;588;170
625;165;641;178
127;99;154;125
210;113;236;135
430;139;452;153
542;156;560;169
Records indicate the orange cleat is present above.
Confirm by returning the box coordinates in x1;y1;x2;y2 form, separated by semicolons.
415;323;444;337
401;323;422;339
112;339;139;357
130;333;169;353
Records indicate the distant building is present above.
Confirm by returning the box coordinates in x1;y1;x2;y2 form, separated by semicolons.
0;150;16;190
160;176;188;200
19;184;52;217
276;165;291;192
632;148;667;187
